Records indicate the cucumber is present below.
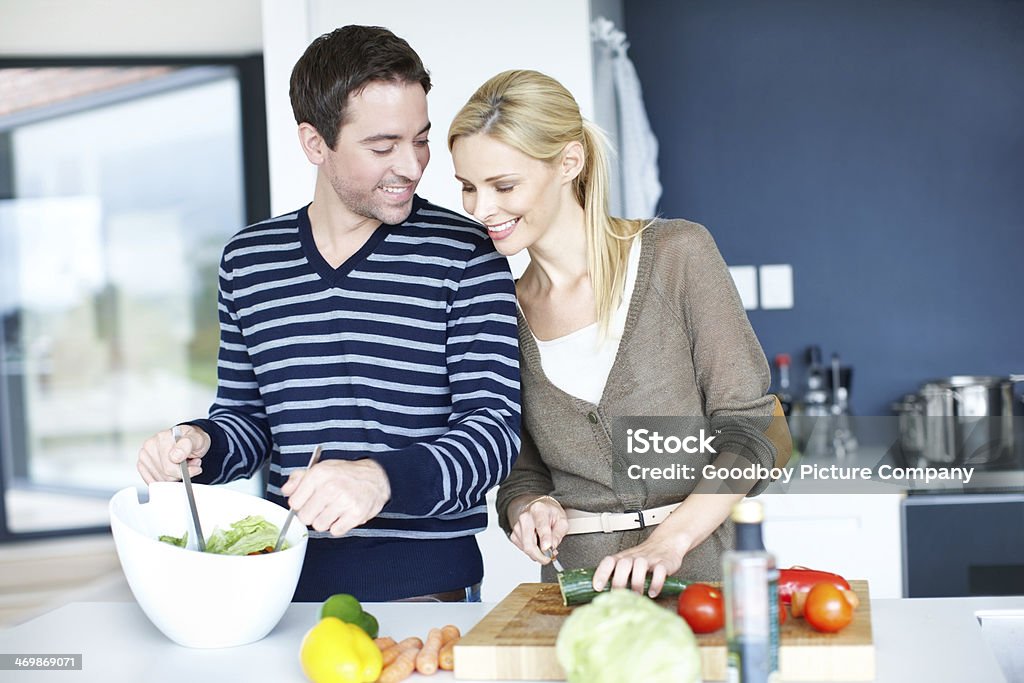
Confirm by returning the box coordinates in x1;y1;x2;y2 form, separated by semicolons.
556;567;691;606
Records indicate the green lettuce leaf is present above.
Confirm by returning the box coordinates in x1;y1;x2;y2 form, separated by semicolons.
157;515;285;555
159;533;187;548
204;515;282;555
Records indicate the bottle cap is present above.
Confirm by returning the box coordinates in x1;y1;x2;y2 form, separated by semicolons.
731;499;764;524
774;353;791;367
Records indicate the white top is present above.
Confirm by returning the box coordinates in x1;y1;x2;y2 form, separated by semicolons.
533;236;642;404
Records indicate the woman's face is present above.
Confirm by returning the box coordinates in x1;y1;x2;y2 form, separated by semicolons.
451;133;565;256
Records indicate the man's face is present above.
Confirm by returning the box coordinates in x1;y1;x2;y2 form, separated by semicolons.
322;81;430;226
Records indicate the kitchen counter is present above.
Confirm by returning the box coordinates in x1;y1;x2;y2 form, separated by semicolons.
0;595;1020;683
766;442;1024;495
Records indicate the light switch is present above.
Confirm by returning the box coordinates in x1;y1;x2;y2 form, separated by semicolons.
759;264;794;309
728;266;758;310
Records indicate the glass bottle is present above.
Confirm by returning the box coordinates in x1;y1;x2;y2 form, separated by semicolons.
723;499;779;683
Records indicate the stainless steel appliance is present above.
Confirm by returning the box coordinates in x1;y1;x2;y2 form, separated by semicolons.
893;375;1023;465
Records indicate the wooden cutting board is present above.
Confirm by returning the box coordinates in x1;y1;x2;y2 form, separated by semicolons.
455;580;874;681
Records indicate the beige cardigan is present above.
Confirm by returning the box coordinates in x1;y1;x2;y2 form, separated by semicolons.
496;219;783;582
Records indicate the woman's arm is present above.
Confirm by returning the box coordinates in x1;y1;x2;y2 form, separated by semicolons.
495;426;570;564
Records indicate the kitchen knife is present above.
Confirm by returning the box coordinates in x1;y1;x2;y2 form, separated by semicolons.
545;547;564;574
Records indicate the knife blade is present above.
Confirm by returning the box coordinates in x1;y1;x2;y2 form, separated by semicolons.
273;444;323;552
173;425;205;552
545;546;564;574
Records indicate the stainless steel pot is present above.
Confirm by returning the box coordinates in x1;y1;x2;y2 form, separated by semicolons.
893;393;925;455
895;375;1023;465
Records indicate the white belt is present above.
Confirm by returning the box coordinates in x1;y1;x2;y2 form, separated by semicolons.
564;503;681;535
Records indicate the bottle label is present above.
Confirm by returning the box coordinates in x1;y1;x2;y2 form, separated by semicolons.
769;571;780;675
727;640;773;683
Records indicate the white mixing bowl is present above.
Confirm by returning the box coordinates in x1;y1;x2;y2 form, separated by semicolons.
109;482;308;648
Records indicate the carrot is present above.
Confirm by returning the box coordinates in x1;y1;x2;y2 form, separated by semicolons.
378;645;420;683
438;624;462;671
415;627;444;675
374;636;397;651
439;624;461;644
381;637;423;667
439;637;460;671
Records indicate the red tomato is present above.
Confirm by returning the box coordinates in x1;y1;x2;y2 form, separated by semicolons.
803;583;853;633
677;583;725;633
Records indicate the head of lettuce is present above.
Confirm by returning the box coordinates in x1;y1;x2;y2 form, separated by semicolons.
159;515;286;555
556;589;702;683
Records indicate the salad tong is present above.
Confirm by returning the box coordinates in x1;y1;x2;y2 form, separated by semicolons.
173;425;206;552
273;444;323;552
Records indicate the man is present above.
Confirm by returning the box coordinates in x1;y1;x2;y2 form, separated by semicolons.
136;25;520;602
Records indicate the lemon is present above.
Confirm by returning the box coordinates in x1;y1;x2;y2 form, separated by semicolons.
320;593;363;623
299;617;382;683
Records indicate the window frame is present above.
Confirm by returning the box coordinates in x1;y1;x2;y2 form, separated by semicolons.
0;54;270;542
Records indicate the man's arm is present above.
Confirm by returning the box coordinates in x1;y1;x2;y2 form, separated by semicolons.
368;241;521;517
188;250;273;484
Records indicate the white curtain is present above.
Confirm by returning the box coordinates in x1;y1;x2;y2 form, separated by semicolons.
591;16;662;219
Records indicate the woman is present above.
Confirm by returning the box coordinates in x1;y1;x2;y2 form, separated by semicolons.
448;70;790;597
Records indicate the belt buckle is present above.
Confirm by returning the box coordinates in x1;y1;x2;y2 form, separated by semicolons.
626;509;646;530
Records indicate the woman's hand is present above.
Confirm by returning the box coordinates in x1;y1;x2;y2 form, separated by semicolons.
592;528;690;598
508;495;569;564
591;486;747;597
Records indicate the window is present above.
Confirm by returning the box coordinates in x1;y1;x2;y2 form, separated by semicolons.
0;57;269;539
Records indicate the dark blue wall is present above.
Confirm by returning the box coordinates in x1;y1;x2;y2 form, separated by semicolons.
624;0;1024;415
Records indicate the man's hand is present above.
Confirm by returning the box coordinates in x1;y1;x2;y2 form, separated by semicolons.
280;459;391;537
137;425;211;484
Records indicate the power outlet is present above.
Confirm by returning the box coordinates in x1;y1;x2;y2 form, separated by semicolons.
728;266;758;310
759;264;794;309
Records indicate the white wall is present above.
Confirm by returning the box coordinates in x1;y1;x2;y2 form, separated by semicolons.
261;0;595;222
0;0;263;55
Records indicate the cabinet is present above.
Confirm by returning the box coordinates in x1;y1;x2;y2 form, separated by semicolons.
760;493;904;598
480;492;906;601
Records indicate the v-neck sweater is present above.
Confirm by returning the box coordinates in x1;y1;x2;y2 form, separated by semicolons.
188;196;521;601
496;218;778;582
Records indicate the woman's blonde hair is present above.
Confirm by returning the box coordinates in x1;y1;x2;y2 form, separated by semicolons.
448;69;645;335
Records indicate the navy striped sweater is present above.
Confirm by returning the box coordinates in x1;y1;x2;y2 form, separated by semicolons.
190;197;521;600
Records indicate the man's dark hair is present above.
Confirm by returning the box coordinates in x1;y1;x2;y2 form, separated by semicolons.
289;25;432;149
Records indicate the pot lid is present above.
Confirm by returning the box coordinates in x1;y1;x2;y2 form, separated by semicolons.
921;375;1008;390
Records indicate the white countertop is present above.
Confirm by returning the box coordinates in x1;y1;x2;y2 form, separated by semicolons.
0;596;1020;682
